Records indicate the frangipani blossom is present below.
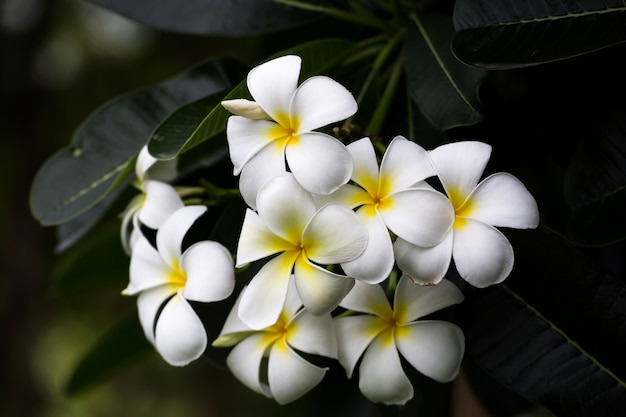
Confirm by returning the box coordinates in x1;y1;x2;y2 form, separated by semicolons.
124;205;235;366
236;173;368;330
120;146;180;253
335;276;465;405
319;136;454;283
394;141;540;287
223;55;357;208
213;280;337;404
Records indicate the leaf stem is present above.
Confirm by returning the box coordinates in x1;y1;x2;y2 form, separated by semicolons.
367;54;404;136
272;0;390;30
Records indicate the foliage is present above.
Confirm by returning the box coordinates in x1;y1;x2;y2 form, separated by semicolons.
30;0;626;415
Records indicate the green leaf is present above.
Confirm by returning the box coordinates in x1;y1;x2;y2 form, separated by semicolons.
30;59;236;226
457;227;626;416
90;0;319;35
148;38;358;160
564;98;626;246
452;0;626;69
65;312;152;396
404;13;487;131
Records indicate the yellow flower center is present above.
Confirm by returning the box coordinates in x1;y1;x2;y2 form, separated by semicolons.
167;260;187;290
447;187;474;229
262;311;293;354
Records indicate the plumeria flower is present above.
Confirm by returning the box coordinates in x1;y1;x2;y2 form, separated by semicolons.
120;145;180;253
213;280;338;404
318;136;454;283
335;276;465;405
394;141;540;287
222;54;357;208
236;173;368;330
124;205;235;366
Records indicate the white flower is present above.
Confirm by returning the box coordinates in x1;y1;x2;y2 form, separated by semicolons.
124;205;235;366
394;141;540;287
236;173;368;330
318;136;454;283
120;146;180;253
223;55;357;208
213;281;337;404
335;276;465;405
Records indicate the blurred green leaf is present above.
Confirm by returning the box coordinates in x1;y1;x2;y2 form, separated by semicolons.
148;38;358;160
457;227;626;416
91;0;320;35
564;105;626;246
65;312;152;396
452;0;626;69
29;59;236;226
404;13;487;131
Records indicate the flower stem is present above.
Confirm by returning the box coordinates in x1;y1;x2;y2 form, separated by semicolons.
366;53;404;136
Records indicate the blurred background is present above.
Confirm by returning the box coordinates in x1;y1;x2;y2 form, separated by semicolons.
0;1;553;416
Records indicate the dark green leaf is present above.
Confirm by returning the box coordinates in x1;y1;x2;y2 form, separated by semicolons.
149;38;358;160
452;0;626;69
65;312;152;396
404;13;487;131
90;0;319;35
30;59;236;226
457;227;626;416
564;105;626;246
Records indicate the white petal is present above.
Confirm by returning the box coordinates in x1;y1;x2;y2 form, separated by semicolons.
286;309;337;358
221;99;270;120
396;321;464;382
290;75;357;132
341;208;394;283
380;189;454;247
335;315;387;378
136;285;176;345
393;276;464;323
314;184;372;209
256;173;316;244
212;289;252;346
429;141;492;207
286;132;353;195
135;145;157;181
347;137;380;194
154;292;207;366
226;116;284;175
156;205;207;269
293;256;354;315
394;234;453;285
302;204;367;264
127;236;172;294
268;339;327;404
339;279;392;317
282;277;304;318
238;252;297;329
120;195;143;255
238;144;287;210
379;136;435;195
236;209;295;267
226;333;273;397
138;181;184;230
452;218;514;287
181;241;235;302
358;331;414;405
464;173;539;229
247;55;301;119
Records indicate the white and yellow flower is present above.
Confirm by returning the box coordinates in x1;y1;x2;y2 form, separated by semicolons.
124;205;235;366
120;145;180;253
394;141;540;287
213;281;337;404
319;136;454;283
236;173;368;330
335;276;465;405
223;55;357;208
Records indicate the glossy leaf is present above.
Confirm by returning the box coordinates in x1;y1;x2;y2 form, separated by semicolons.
65;312;153;396
404;13;486;131
149;38;358;160
457;228;626;416
30;59;236;226
565;105;626;246
452;0;626;69
90;0;319;35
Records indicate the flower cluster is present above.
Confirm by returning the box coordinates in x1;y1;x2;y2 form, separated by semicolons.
121;55;539;405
